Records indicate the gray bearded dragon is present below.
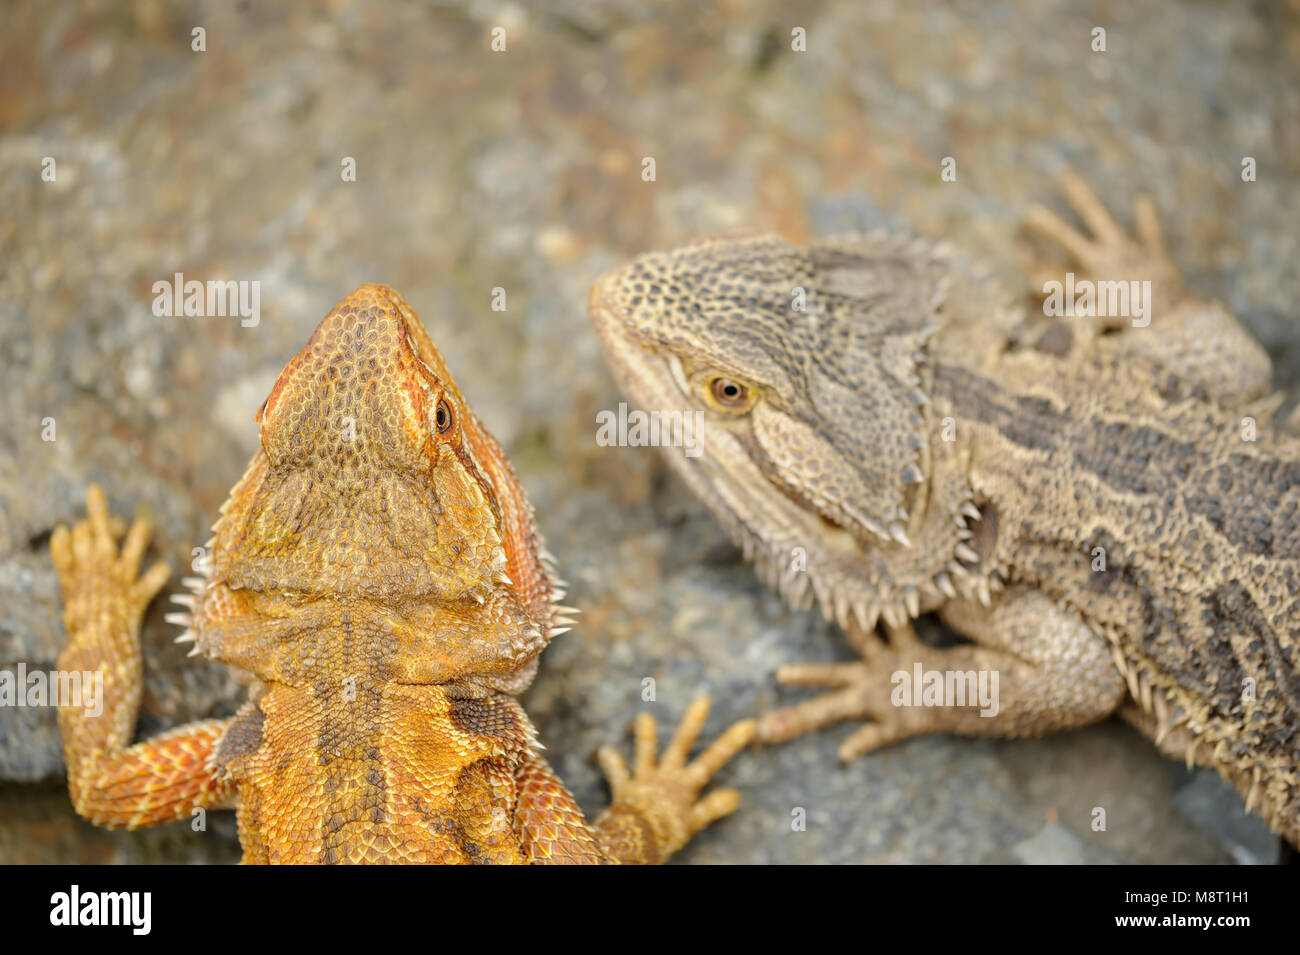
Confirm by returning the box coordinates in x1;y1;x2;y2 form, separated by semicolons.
588;173;1300;846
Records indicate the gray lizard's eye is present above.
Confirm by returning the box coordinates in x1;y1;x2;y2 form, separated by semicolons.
703;375;758;414
711;378;747;405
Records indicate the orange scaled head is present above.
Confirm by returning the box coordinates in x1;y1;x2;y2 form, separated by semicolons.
191;285;560;691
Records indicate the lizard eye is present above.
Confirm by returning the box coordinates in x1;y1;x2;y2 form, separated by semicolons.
706;376;756;413
434;397;455;434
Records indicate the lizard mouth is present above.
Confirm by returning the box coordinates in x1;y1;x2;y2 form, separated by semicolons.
815;501;888;551
819;513;847;532
815;512;874;555
758;457;900;550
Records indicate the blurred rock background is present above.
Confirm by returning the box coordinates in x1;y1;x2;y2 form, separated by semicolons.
1;0;1297;863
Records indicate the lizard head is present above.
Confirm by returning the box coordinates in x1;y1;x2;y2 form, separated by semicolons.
589;233;961;630
190;285;566;691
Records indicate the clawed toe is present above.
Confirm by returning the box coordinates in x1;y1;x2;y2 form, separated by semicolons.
1023;168;1177;281
53;484;170;621
599;696;754;844
761;662;879;743
761;644;946;755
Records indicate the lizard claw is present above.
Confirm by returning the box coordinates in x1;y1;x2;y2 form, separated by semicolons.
596;696;755;854
758;618;931;750
52;484;170;638
1022;168;1182;295
759;643;937;761
759;661;878;745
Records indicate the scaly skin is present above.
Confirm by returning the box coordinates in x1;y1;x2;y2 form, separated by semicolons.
54;284;754;864
589;174;1300;846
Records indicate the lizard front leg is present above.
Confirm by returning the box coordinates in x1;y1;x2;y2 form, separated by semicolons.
514;698;755;864
759;587;1125;762
1023;170;1274;407
52;485;235;828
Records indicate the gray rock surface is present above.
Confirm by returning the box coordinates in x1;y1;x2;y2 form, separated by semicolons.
0;0;1295;863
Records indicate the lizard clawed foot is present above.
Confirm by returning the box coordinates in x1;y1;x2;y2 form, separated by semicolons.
1023;169;1183;321
759;622;941;762
596;696;755;854
51;484;170;643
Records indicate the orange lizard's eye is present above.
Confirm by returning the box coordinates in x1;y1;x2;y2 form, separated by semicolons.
703;376;757;414
434;397;455;434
